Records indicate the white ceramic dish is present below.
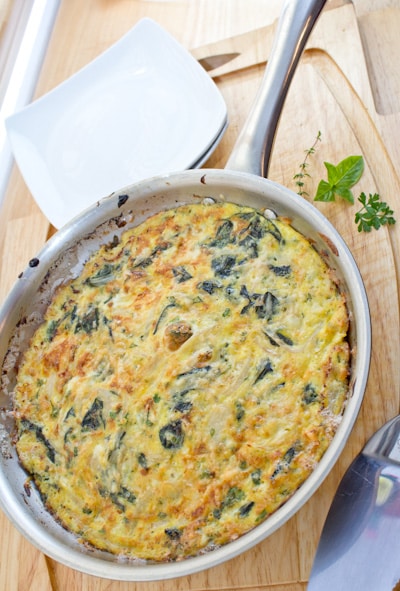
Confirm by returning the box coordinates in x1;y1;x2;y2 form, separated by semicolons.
5;18;227;229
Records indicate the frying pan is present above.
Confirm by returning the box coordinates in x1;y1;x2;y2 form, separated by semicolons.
0;0;371;581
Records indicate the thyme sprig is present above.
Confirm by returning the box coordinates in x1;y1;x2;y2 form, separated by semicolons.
293;131;322;196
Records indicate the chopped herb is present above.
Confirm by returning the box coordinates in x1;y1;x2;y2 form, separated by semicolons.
63;427;73;444
165;528;182;540
46;319;59;342
108;486;136;512
172;388;193;407
75;307;99;335
200;469;215;479
133;257;153;268
263;330;280;347
255;291;279;320
81;398;104;431
110;493;126;512
240;285;257;315
133;242;171;269
251;469;262;485
256;508;268;523
239;234;258;258
111;430;126;456
20;419;56;463
159;420;184;449
240;287;278;320
64;407;75;421
238;215;267;257
153;299;177;335
197;280;221;295
244;215;266;239
263;219;283;243
173;400;193;413
213;508;222;519
208;219;234;247
119;486;137;504
271;444;301;479
269;264;291;277
102;315;113;339
211;254;237;277
235;401;245;421
254;360;274;384
86;263;115;286
302;383;318;405
177;366;211;378
222;486;245;508
172;266;193;283
276;332;293;346
239;501;255;517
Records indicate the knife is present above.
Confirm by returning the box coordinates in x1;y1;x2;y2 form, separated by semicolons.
308;414;400;591
191;23;275;77
198;51;241;72
191;0;349;77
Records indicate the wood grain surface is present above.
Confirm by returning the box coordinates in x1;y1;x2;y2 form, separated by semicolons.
0;1;399;589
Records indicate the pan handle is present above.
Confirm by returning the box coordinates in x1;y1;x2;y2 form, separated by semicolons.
225;0;327;177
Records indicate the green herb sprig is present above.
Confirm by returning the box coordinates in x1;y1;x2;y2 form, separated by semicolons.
314;155;364;203
293;131;322;196
294;141;396;232
354;192;396;232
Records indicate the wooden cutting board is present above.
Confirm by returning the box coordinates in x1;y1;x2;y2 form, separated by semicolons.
0;1;399;590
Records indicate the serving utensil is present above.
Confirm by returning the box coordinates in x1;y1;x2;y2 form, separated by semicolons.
0;0;371;581
308;415;400;590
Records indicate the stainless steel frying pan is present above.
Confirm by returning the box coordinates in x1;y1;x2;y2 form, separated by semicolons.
0;0;371;581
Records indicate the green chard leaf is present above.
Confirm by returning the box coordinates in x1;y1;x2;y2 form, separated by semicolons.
314;155;364;203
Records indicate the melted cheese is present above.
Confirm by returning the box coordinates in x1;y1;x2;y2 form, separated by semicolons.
14;201;350;561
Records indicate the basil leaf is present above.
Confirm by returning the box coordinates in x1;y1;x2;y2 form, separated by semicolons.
333;186;355;204
324;161;339;185
314;179;335;202
333;155;364;188
314;155;364;204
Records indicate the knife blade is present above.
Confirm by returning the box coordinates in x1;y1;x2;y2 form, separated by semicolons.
191;0;349;77
308;415;400;591
191;23;275;77
197;51;240;72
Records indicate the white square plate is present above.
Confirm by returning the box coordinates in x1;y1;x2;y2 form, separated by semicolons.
6;18;227;228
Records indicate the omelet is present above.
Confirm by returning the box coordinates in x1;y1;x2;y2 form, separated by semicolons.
13;201;350;561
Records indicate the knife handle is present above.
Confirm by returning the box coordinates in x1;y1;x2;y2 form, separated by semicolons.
225;0;327;177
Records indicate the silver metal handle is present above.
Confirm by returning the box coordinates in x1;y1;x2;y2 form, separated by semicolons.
225;0;327;177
